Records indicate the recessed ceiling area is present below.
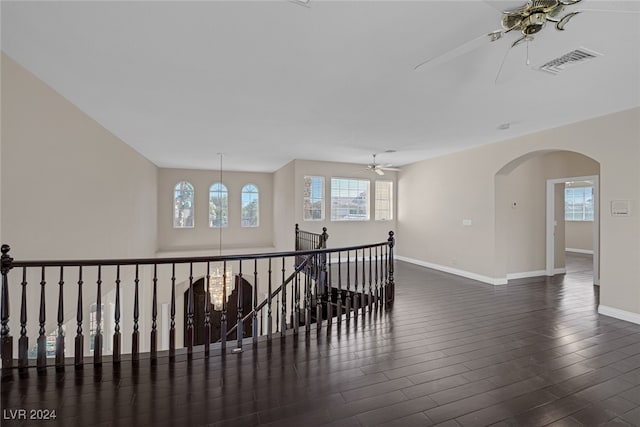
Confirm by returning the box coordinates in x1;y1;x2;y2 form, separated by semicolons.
2;1;638;172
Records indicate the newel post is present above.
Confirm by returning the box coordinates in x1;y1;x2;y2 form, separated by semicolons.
387;232;395;305
320;227;329;297
320;227;328;249
1;244;14;372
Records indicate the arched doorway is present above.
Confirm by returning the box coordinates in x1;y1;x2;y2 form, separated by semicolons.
183;276;253;346
495;150;600;284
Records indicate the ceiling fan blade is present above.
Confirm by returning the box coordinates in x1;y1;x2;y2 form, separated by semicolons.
511;34;533;48
494;40;516;84
414;30;504;71
556;8;640;30
555;11;581;30
375;169;385;176
380;167;402;172
559;0;582;5
494;34;535;84
288;0;311;7
575;8;640;14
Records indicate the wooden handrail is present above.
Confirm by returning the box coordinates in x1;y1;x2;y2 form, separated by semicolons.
0;229;395;374
7;242;389;269
224;251;316;339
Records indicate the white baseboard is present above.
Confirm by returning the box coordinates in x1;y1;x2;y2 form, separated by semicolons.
553;268;567;275
565;248;594;255
598;305;640;326
395;255;508;286
506;270;546;280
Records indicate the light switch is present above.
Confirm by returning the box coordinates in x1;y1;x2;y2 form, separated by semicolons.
462;219;472;226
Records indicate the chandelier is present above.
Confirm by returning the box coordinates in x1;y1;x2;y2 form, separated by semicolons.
209;266;234;311
208;153;235;311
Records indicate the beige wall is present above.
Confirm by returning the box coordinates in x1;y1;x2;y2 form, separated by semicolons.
273;160;295;252
398;107;639;316
158;159;396;254
0;54;3;244
157;168;274;252
292;159;397;250
2;54;159;355
566;221;594;252
1;54;158;261
499;151;599;275
501;155;547;274
398;149;496;277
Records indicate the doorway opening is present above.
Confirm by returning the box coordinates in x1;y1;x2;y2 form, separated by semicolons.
546;175;599;285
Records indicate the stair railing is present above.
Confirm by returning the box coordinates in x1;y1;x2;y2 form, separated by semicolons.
0;230;394;378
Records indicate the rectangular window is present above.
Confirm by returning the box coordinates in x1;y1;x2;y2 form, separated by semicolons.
375;181;393;221
303;176;324;221
331;178;369;221
565;185;594;221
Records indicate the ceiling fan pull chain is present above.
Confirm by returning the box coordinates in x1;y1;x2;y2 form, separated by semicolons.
526;40;530;66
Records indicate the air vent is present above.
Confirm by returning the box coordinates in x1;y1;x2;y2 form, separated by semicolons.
538;48;603;75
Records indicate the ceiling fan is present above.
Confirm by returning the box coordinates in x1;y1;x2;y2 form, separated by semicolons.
366;154;401;176
414;0;640;73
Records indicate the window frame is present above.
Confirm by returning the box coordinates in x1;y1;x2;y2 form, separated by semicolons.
241;184;260;228
209;182;229;228
565;185;594;222
303;176;325;221
330;177;370;222
374;180;394;221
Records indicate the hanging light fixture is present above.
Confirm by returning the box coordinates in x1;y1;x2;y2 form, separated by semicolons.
209;265;234;311
208;153;234;310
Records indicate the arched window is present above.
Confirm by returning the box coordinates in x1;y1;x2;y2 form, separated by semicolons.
174;181;194;228
209;183;229;228
241;184;259;227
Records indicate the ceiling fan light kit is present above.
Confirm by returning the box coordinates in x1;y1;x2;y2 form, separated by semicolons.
499;0;585;47
414;0;638;74
365;153;402;176
518;12;548;34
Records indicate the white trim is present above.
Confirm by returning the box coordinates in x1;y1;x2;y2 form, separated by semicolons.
330;177;371;222
546;179;555;277
506;270;546;280
546;175;599;285
553;268;566;275
302;175;326;222
565;248;594;255
396;256;508;286
598;305;640;326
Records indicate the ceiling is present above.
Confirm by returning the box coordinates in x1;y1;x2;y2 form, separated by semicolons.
2;0;639;172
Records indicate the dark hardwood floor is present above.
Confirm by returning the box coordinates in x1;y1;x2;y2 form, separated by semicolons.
2;254;640;426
